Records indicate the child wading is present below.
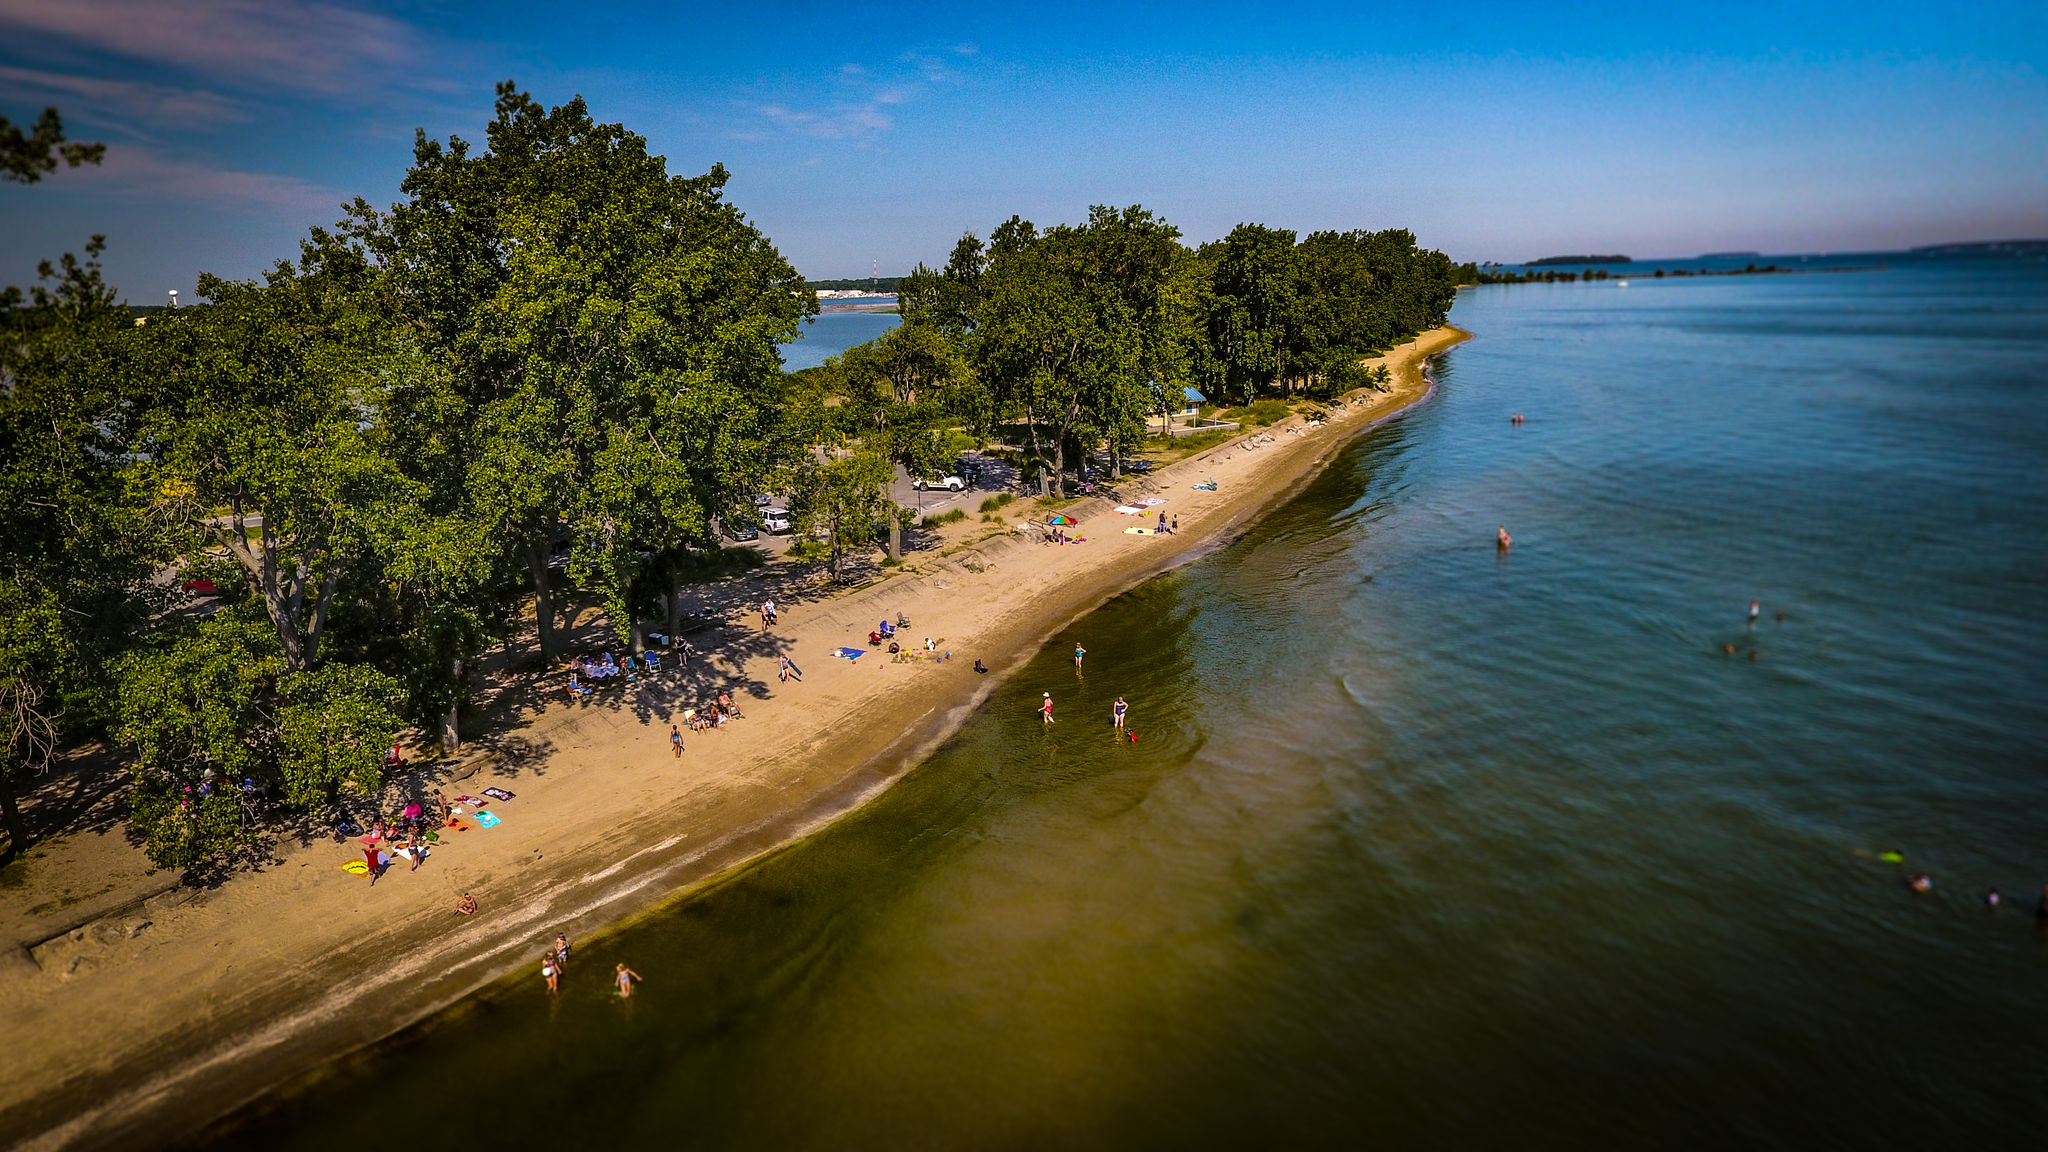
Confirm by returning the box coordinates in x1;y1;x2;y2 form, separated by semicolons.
615;963;642;998
1040;692;1056;725
1113;696;1128;729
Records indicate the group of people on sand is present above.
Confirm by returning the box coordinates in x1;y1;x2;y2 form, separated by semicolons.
538;930;642;998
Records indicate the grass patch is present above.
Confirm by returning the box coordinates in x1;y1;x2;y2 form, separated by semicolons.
977;492;1015;513
879;555;903;567
1219;399;1292;427
1035;495;1078;509
918;507;969;529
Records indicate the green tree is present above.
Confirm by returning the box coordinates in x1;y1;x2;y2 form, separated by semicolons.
357;83;814;657
788;452;893;582
0;236;164;856
0;106;103;183
129;238;421;674
114;606;402;869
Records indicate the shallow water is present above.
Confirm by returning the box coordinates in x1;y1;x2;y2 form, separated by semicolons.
212;257;2048;1149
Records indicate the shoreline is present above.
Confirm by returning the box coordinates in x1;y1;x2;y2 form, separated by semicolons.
0;326;1469;1151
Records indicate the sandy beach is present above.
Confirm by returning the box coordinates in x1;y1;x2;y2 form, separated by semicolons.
0;326;1467;1150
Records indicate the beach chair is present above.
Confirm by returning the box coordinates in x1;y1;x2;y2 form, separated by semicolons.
568;673;593;700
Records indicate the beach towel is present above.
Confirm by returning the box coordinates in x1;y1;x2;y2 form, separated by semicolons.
340;859;369;875
832;647;866;660
476;810;502;828
482;787;515;802
1114;505;1144;514
1124;527;1157;535
1140;497;1167;506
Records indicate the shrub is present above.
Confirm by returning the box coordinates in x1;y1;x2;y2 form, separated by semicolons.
977;493;1014;513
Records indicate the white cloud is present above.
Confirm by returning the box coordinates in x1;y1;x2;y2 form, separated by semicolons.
0;64;248;132
0;0;413;96
67;143;341;216
749;45;971;141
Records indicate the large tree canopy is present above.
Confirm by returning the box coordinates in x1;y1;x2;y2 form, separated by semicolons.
353;83;815;656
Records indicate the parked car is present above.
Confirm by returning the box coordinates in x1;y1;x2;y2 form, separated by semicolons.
762;509;794;535
722;517;759;542
913;474;966;492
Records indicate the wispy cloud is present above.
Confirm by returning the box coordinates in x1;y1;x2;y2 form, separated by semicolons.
66;143;342;216
0;0;414;96
0;64;248;133
747;45;973;141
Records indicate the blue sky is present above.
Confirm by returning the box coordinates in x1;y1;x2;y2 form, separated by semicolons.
2;0;2044;300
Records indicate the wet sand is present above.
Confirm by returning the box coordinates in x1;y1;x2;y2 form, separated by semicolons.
0;327;1467;1150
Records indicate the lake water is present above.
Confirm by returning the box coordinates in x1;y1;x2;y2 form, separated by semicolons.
781;308;901;371
210;257;2048;1149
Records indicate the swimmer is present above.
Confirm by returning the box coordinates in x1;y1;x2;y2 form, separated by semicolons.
1748;599;1760;623
1907;873;1932;893
615;963;641;998
1496;525;1511;550
1040;692;1056;725
1722;644;1735;656
1748;650;1759;662
1984;890;2002;908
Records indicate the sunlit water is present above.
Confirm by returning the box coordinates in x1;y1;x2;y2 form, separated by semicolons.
211;257;2048;1149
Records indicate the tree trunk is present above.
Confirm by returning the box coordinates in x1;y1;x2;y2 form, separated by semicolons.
887;514;901;560
525;541;558;660
0;773;26;857
440;657;462;752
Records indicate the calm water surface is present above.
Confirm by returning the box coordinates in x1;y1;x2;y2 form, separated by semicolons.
215;259;2048;1149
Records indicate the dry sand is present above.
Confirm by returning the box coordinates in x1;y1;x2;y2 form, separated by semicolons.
0;326;1467;1149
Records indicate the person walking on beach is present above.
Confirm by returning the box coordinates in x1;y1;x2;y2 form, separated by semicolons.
1073;644;1087;670
542;952;560;994
1113;696;1128;729
1040;692;1056;725
615;963;642;998
671;723;684;757
779;654;801;682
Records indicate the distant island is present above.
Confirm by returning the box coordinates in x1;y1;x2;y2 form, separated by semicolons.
1701;251;1761;259
1909;239;2048;256
1528;254;1630;266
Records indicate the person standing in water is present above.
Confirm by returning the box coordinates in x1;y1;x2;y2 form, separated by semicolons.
555;933;572;970
542;952;559;994
615;963;642;998
1040;692;1056;725
1748;599;1761;624
1496;525;1511;550
1113;696;1128;729
1073;644;1086;670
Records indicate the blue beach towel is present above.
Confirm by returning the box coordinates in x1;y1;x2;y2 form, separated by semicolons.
832;647;865;660
476;810;502;828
